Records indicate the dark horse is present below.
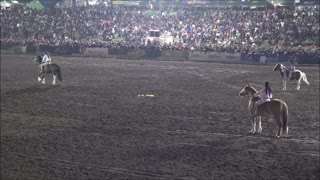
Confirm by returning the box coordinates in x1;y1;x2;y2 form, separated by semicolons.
34;55;62;85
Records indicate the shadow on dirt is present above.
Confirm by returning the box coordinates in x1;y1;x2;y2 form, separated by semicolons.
1;85;60;97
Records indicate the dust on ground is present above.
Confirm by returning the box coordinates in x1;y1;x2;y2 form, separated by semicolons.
1;54;319;179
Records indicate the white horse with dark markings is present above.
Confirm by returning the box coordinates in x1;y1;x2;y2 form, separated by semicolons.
273;63;309;91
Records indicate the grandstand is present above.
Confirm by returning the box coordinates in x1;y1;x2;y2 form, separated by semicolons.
0;0;319;62
2;0;317;9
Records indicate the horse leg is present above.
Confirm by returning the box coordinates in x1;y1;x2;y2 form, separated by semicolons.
257;116;262;134
282;79;286;91
38;71;43;82
41;74;45;84
38;73;44;84
52;74;56;85
250;117;256;134
274;114;282;137
296;79;301;90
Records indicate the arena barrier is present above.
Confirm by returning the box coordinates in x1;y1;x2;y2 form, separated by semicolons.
108;47;129;56
298;55;320;64
125;48;161;59
83;48;109;57
158;50;189;60
26;45;37;53
21;46;27;53
190;51;241;62
110;48;161;59
2;45;319;64
277;54;289;62
38;44;81;55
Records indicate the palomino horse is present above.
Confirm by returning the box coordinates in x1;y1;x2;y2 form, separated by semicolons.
273;63;309;91
34;55;62;85
239;84;289;137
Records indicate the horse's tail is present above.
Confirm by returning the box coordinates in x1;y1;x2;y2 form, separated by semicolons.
281;103;289;136
301;72;310;85
57;66;62;82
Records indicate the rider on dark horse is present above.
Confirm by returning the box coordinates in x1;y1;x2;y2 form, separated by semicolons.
40;51;52;73
35;52;61;85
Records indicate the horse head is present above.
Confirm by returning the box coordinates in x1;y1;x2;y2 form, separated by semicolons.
273;63;281;71
34;55;42;64
239;84;257;97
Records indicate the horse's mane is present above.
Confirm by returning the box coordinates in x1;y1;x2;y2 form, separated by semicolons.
273;63;282;71
246;85;258;94
34;55;43;64
251;96;260;102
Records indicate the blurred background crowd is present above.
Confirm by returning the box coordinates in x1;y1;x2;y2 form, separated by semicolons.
1;0;319;59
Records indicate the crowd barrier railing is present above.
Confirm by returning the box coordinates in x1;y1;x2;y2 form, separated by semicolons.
1;45;319;64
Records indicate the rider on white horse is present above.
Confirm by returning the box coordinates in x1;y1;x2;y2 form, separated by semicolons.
253;81;273;116
40;51;52;73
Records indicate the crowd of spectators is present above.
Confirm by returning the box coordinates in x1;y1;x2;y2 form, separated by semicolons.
1;3;319;59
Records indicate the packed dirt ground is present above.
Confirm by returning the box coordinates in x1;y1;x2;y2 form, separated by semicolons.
1;54;319;180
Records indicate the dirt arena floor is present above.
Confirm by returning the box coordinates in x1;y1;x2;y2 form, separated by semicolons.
1;54;319;180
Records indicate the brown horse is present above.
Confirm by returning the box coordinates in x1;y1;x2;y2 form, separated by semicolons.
273;63;309;91
34;55;62;85
239;84;289;137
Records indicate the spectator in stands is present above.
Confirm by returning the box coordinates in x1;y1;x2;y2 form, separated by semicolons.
0;3;318;60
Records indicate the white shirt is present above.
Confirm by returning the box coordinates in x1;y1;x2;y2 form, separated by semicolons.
42;55;51;63
255;88;272;100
